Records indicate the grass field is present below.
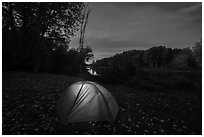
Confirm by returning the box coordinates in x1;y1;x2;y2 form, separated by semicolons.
2;71;202;135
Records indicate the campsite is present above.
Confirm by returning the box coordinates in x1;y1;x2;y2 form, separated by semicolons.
2;2;202;135
2;71;202;134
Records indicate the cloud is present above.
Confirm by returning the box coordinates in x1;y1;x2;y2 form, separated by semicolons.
180;3;201;13
70;2;201;60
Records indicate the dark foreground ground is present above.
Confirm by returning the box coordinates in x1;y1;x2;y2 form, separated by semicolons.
2;71;202;135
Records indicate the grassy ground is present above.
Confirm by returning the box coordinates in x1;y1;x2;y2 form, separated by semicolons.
2;71;202;135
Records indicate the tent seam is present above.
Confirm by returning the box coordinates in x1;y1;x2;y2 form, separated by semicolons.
93;84;114;120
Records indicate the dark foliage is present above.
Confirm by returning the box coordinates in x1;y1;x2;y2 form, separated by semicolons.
2;2;93;75
93;44;201;72
92;43;201;92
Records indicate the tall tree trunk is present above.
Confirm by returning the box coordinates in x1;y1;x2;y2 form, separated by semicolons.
33;44;39;73
78;3;91;73
32;3;55;73
8;3;16;44
33;3;44;73
33;29;42;73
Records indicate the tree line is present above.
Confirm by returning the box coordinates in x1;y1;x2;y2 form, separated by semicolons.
2;2;93;75
93;41;202;76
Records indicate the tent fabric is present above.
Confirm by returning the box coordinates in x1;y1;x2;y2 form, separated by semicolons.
57;81;119;123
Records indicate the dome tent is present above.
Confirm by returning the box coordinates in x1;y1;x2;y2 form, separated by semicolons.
57;81;119;123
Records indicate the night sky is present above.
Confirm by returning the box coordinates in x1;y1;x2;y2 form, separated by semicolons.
70;2;202;61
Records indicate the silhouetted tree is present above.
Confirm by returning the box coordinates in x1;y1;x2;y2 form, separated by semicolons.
172;47;196;69
193;39;202;68
78;3;91;72
93;44;200;76
143;46;169;68
2;2;85;72
77;46;94;72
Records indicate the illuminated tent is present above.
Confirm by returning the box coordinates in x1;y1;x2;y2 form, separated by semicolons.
57;81;119;123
